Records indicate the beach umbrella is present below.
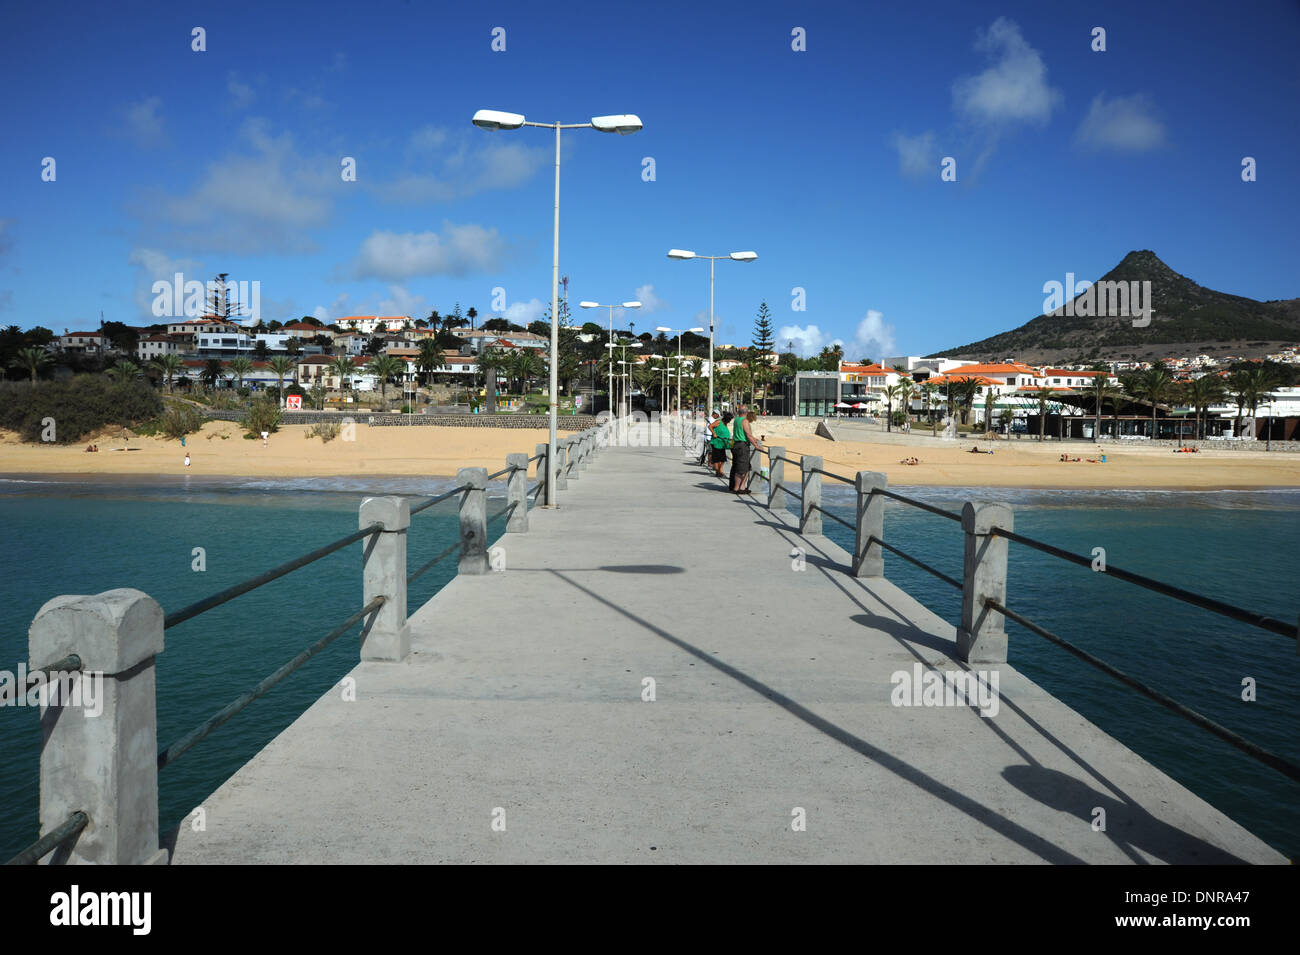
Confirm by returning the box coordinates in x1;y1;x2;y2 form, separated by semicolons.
853;402;869;409
835;401;852;408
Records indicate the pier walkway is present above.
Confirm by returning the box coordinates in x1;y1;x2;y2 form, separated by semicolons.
167;443;1283;864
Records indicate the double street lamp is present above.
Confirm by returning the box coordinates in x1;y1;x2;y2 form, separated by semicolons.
605;340;642;413
666;249;757;415
579;300;641;417
473;108;642;505
655;325;704;415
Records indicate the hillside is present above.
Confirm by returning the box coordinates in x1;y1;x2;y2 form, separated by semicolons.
935;251;1300;364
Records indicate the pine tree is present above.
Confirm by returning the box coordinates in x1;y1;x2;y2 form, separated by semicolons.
751;302;775;411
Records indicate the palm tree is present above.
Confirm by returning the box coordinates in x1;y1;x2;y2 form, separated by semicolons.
364;354;406;409
152;354;185;394
1126;363;1174;439
268;356;296;407
416;339;445;404
11;346;53;384
201;359;226;392
1241;366;1280;444
1185;374;1225;440
228;356;254;390
983;389;997;431
1030;385;1056;441
1083;374;1121;441
883;383;901;431
477;347;510;402
898;376;914;430
949;376;982;425
328;355;356;399
107;360;140;385
512;350;543;395
920;381;940;436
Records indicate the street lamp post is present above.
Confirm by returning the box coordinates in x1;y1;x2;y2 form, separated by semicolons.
655;325;704;417
579;300;640;418
666;249;757;415
474;109;641;506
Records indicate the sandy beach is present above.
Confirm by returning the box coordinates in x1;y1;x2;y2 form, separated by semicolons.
1;419;1298;489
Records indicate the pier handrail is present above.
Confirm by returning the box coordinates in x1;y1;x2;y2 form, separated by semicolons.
17;424;608;864
742;440;1299;786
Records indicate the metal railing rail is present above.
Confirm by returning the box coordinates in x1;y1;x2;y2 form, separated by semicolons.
985;597;1300;785
870;535;962;591
811;504;854;532
5;811;88;866
990;527;1295;642
407;541;461;586
158;597;386;771
164;522;384;630
410;482;473;517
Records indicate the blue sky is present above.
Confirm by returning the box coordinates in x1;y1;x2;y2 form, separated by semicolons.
1;0;1297;359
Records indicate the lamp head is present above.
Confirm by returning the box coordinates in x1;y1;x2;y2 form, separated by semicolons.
590;114;642;135
729;251;758;262
667;249;695;260
472;109;526;130
579;301;600;309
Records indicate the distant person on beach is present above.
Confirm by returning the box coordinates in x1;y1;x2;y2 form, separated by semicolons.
184;453;191;468
261;430;269;447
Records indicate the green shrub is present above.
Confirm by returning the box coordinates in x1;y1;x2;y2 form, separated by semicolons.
0;376;162;443
308;421;341;443
240;396;282;437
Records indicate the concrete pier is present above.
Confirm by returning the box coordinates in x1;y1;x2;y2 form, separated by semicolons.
169;442;1285;864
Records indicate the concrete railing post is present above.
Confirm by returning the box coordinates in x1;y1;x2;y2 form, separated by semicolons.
564;436;578;482
534;443;549;506
29;589;167;865
800;455;822;535
555;439;569;491
768;447;786;511
506;453;529;532
957;502;1013;664
359;496;411;662
458;467;489;574
853;471;887;578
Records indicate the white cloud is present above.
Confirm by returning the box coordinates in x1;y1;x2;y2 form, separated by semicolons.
119;97;166;148
634;284;667;313
777;324;828;357
349;224;506;280
312;294;351;324
503;298;547;326
891;131;938;179
952;18;1060;126
850;309;896;361
135;119;334;254
373;128;549;203
1074;93;1166;151
126;247;206;321
227;73;255;110
374;286;429;320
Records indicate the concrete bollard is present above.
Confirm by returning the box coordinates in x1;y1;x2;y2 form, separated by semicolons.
565;436;579;481
957;502;1013;664
28;589;167;865
768;447;786;511
853;471;888;578
458;467;489;574
506;453;529;532
555;439;569;491
800;455;822;535
359;496;411;661
534;443;549;505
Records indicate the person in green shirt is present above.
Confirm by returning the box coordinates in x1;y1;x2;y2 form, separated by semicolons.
708;412;731;477
730;406;766;493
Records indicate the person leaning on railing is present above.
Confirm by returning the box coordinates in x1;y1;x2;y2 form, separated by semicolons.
730;407;766;494
707;411;730;477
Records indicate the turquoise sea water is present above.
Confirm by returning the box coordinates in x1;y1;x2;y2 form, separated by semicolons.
1;476;1297;861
